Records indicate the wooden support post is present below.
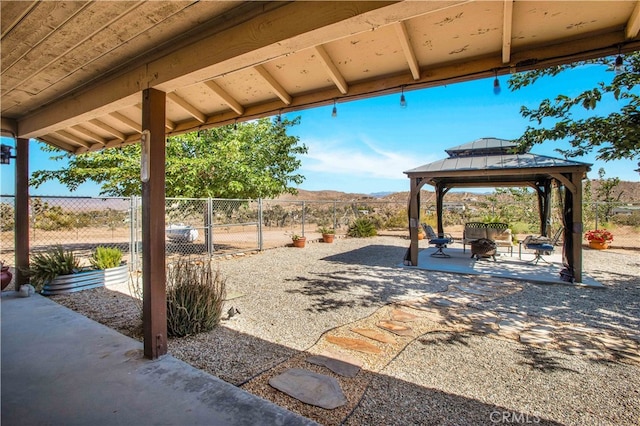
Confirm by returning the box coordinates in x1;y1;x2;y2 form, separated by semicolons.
436;184;445;236
14;138;29;290
542;180;552;237
408;177;420;266
571;172;583;283
141;88;167;359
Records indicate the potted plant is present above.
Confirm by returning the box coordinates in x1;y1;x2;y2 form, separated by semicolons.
317;226;335;243
1;260;12;290
90;246;128;287
584;229;614;250
291;234;306;248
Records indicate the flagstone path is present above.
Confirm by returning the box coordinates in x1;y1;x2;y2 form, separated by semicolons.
242;274;639;424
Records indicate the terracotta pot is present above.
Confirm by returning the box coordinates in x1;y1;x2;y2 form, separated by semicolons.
322;233;335;243
1;266;13;290
292;237;306;248
588;241;610;250
417;233;424;240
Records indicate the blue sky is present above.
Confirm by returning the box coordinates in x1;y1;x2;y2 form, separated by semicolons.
1;63;638;197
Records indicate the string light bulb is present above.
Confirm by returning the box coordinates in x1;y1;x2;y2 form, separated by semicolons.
493;70;501;95
400;86;407;108
331;99;337;118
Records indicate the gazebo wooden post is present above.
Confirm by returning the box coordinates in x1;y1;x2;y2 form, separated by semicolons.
570;172;583;283
542;179;552;237
535;185;545;236
435;183;445;236
408;177;421;266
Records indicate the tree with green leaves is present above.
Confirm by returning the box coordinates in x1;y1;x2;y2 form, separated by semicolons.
508;52;639;162
594;167;623;223
31;118;307;199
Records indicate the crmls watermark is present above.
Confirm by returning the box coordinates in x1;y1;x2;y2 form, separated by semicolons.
490;411;541;424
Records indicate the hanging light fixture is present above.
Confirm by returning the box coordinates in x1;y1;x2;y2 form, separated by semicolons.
614;52;624;75
400;86;407;108
331;99;337;118
276;110;282;124
233;119;238;130
0;144;16;165
493;70;501;95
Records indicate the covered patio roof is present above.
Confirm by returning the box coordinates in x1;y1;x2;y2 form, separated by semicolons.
2;1;635;359
404;137;591;283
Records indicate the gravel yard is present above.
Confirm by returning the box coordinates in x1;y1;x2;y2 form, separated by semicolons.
50;236;640;425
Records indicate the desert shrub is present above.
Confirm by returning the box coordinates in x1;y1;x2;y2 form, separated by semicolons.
166;259;226;338
90;246;123;269
611;212;640;227
28;245;80;291
348;217;377;238
509;221;537;236
383;210;408;229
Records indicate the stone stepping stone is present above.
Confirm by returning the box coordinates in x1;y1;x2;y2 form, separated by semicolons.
453;285;494;297
306;353;361;378
377;320;413;336
352;327;397;344
319;349;364;368
269;368;347;409
390;308;419;322
325;335;382;354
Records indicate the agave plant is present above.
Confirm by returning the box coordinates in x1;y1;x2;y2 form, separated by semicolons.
27;245;80;291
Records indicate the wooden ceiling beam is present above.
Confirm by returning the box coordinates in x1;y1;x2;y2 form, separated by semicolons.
70;125;107;145
38;134;77;153
627;1;640;39
54;130;92;149
254;65;292;105
109;112;141;133
203;80;245;115
167;92;207;123
314;45;349;94
502;0;514;64
393;22;420;80
88;119;126;141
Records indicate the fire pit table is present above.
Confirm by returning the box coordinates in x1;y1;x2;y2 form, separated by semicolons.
470;238;497;261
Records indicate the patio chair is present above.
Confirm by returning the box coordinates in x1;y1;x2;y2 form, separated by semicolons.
522;235;555;265
421;223;453;258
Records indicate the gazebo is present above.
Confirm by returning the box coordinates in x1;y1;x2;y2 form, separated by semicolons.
404;137;592;283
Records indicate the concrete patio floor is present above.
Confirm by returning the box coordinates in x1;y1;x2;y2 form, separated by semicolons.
405;244;603;288
1;291;316;426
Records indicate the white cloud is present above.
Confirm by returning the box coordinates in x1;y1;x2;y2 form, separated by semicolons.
302;135;438;179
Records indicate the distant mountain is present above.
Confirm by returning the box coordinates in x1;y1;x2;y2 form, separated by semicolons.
285;180;640;203
369;192;394;198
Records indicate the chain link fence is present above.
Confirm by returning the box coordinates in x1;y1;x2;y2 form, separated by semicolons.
1;195;638;270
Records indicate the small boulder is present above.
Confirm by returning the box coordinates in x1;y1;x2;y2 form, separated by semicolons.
19;284;35;298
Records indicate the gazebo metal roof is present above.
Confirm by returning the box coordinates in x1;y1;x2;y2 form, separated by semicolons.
404;137;592;187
